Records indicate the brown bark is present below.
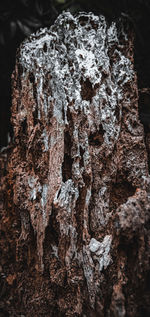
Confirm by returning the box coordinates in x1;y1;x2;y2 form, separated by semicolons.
0;12;150;317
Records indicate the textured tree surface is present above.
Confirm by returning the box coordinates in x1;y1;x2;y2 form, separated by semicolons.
0;12;150;317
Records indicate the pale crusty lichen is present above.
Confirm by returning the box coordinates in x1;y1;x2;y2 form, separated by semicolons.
89;235;112;271
19;12;133;151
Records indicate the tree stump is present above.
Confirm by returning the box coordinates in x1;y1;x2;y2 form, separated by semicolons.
0;12;150;317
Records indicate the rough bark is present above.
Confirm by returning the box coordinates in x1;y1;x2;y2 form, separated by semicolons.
0;12;150;317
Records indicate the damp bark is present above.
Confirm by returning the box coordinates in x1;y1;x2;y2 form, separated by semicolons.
0;12;150;317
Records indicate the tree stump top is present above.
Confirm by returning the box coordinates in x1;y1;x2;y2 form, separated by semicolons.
17;11;134;148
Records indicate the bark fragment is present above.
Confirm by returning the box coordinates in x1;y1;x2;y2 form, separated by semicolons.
0;12;150;317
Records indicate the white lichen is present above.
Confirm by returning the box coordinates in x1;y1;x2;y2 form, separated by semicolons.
89;235;112;271
54;179;79;212
41;184;48;222
28;176;42;201
42;128;49;152
19;11;133;153
51;244;58;258
82;245;96;308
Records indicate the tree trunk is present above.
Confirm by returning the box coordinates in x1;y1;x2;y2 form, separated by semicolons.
0;12;150;317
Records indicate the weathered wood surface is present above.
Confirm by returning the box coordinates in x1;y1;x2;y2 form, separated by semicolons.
0;12;150;317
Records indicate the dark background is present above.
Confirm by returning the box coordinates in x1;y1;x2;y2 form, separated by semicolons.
0;0;150;148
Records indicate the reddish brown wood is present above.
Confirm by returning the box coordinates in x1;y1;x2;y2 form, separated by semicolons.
0;12;150;317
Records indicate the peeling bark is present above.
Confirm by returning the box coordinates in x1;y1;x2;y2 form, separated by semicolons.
0;12;150;317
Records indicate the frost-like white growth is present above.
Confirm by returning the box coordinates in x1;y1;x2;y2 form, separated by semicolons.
89;235;112;271
82;245;96;308
85;187;92;206
41;184;48;222
19;11;133;151
89;238;101;253
28;176;42;200
28;176;36;189
30;187;37;200
82;235;112;307
27;176;48;224
42;128;49;152
54;179;79;212
75;48;97;78
41;184;48;208
54;180;79;238
51;244;58;258
107;22;119;45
